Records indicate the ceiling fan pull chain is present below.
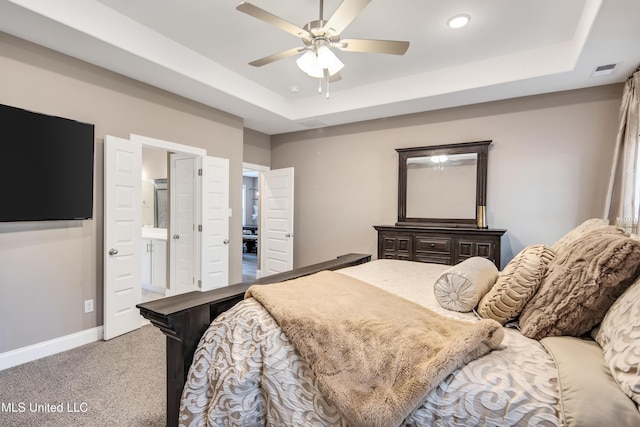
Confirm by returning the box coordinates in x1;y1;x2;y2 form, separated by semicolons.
326;71;330;99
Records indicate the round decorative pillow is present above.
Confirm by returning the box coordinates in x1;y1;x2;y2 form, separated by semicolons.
434;257;498;312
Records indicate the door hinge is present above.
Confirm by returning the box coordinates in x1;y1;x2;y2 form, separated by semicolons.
198;279;202;288
198;224;202;232
198;168;203;176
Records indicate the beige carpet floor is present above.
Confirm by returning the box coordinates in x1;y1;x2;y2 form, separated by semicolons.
0;325;165;427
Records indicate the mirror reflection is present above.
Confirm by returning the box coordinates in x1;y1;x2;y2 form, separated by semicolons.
397;141;490;227
406;153;477;219
142;178;167;229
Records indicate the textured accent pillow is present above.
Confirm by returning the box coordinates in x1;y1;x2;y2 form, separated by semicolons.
551;218;608;254
520;226;640;340
593;275;640;406
434;257;498;312
477;244;555;324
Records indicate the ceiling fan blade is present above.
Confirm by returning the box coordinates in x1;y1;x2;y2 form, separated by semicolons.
236;2;311;39
325;0;372;36
329;72;342;83
338;38;409;55
249;47;305;67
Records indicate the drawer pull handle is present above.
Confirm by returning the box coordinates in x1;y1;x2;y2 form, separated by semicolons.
430;243;436;248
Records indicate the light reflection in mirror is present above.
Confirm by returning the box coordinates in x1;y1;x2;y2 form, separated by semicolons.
406;153;477;219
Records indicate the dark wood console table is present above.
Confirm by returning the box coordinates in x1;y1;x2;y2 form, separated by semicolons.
374;225;505;267
137;253;371;427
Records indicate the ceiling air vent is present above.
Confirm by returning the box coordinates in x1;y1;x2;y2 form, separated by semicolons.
591;63;618;77
297;119;328;128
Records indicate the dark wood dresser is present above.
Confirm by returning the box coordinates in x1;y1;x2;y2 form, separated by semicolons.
374;225;506;268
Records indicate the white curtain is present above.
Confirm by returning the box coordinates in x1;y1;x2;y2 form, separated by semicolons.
604;66;640;232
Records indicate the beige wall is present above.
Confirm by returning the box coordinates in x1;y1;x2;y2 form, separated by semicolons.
0;33;244;353
271;84;622;269
142;147;168;180
243;128;271;167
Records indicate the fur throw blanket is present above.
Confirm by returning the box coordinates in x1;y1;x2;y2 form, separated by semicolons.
245;270;504;427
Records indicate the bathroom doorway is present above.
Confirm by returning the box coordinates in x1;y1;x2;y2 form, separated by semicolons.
141;147;169;303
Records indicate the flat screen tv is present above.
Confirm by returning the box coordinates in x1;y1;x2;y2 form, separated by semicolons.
0;104;95;222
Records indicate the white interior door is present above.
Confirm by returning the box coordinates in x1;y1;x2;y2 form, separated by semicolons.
103;135;142;340
199;156;230;291
170;154;198;295
260;167;294;277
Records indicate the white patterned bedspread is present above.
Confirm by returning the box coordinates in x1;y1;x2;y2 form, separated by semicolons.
180;259;562;427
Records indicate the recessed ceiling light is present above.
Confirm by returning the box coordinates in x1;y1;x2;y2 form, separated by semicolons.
447;14;471;29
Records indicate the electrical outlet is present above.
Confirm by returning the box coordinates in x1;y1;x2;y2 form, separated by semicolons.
84;299;94;313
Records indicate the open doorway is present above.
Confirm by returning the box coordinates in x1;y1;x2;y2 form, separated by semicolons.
242;162;270;281
141;146;168;303
140;147;200;303
240;163;296;280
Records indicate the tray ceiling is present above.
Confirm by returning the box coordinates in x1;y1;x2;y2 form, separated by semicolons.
1;0;638;134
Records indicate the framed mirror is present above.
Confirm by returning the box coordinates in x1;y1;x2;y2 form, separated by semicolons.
396;140;491;227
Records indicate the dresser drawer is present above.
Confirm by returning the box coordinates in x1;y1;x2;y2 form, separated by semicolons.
415;237;451;254
458;239;494;260
415;254;452;265
379;234;412;260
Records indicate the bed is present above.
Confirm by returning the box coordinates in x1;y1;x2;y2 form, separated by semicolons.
139;220;640;427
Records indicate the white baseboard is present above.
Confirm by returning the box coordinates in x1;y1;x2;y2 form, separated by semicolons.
0;326;103;371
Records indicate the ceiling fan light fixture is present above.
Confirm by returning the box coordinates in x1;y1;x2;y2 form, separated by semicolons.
447;14;471;29
296;46;344;78
296;51;315;73
316;43;343;71
237;0;409;95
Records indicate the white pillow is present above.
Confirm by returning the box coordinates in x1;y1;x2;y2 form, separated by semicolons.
434;257;499;312
593;274;640;406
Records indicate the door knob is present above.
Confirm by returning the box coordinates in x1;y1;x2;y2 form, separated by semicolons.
223;239;230;244
173;234;180;239
108;248;118;255
285;233;294;238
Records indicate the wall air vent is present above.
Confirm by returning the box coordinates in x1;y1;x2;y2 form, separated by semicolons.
591;63;618;77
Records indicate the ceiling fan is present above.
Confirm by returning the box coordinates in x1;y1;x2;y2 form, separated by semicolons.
236;0;410;95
